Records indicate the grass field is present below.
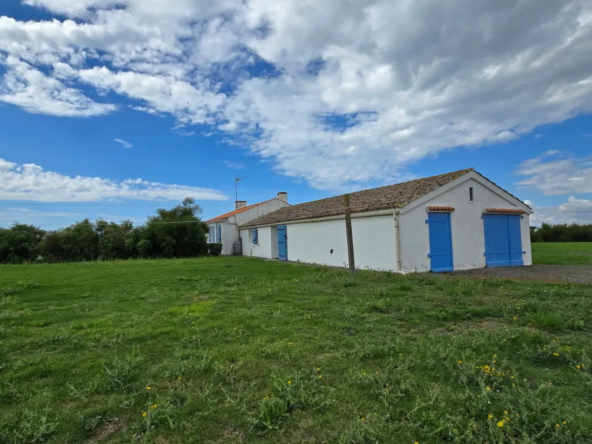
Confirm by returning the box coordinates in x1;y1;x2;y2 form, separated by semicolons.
532;242;592;265
1;258;592;443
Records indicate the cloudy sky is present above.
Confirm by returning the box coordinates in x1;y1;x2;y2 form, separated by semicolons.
1;0;592;228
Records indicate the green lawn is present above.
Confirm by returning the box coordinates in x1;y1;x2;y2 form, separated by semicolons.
1;258;592;443
532;242;592;265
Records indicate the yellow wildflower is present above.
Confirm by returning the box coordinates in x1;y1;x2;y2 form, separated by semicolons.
319;375;322;379
146;387;151;390
563;421;567;425
504;411;508;414
488;414;493;420
288;380;292;385
556;424;560;428
375;371;379;375
178;377;182;380
362;417;365;421
576;365;581;369
497;420;504;428
486;387;491;391
316;367;320;371
458;361;462;364
513;317;517;320
142;412;147;417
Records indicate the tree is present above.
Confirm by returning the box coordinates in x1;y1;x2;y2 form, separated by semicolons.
0;223;46;264
143;198;209;258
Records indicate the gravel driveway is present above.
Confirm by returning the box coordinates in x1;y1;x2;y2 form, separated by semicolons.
451;265;592;284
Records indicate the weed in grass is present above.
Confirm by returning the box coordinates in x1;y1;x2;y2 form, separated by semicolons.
158;349;214;379
1;288;18;297
167;301;214;317
101;352;145;393
2;401;58;444
528;312;565;331
250;396;288;434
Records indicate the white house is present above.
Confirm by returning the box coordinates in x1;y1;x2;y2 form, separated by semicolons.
205;193;290;255
239;169;533;273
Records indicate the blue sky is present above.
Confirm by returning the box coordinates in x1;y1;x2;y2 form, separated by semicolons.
1;0;592;228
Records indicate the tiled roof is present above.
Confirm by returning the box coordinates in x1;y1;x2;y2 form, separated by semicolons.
241;168;474;228
485;208;526;214
205;199;277;223
427;206;455;212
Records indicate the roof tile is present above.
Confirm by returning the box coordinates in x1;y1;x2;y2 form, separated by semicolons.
485;208;526;214
427;206;455;212
242;168;474;227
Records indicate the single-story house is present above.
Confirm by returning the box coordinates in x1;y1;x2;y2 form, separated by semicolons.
205;193;290;255
239;169;532;273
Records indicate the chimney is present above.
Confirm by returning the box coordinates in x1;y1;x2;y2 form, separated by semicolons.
277;192;288;203
235;201;247;210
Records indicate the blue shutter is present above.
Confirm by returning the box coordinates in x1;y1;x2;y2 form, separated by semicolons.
252;229;258;244
216;225;221;243
427;212;454;272
209;227;214;243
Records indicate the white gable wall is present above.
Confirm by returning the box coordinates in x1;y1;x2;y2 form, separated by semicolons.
399;177;532;273
231;199;289;226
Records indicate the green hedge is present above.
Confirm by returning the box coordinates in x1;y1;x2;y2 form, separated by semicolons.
208;243;223;256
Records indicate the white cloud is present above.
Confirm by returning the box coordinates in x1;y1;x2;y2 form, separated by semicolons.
1;0;592;189
0;207;78;220
525;197;592;226
222;161;244;170
516;152;592;195
558;196;592;213
0;158;229;202
0;56;115;116
114;138;133;148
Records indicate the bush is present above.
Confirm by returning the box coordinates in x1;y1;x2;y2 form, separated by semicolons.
531;223;592;243
0;198;210;264
208;243;223;256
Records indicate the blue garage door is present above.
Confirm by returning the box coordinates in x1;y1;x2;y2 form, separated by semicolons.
483;215;523;267
427;212;454;272
278;225;287;261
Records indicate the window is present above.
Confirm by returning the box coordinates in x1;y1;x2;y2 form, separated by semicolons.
252;228;259;245
469;187;474;202
209;227;214;243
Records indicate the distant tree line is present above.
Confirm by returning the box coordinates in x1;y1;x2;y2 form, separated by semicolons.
531;223;592;243
0;198;221;264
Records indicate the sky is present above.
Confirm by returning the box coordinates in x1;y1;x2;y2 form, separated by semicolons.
1;0;592;229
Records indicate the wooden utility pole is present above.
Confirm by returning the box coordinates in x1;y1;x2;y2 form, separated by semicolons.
343;194;356;275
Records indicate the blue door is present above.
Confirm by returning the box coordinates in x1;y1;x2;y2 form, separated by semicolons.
484;215;523;267
427;212;454;272
278;225;287;261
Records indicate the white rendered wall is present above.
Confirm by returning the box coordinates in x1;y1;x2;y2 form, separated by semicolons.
240;227;274;258
244;214;398;271
208;222;237;255
399;177;532;273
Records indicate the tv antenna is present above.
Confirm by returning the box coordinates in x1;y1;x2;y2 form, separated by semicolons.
235;177;244;203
